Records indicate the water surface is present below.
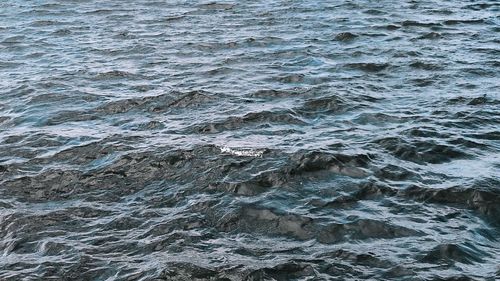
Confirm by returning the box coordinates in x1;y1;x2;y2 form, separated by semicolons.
1;0;499;280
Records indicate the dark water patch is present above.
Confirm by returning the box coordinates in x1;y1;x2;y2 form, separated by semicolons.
113;30;136;39
321;249;393;268
334;32;358;42
1;35;26;44
29;20;64;27
244;261;318;280
447;95;499;106
402;127;446;138
238;158;368;195
128;120;166;131
448;137;489;150
0;61;24;69
449;110;500;128
402;185;500;224
92;70;140;80
276;73;305;83
159;262;225;280
470;47;500;56
96;95;170;114
417;32;442;40
443;19;486;25
464;3;499;11
462;67;497;77
317;219;423;243
210;150;373;197
421;243;485;264
83;9;116;15
353;182;398;200
316;182;398;209
196;110;307;133
384;24;401;30
248;89;306;99
44;110;98;125
196;2;235;10
0;116;11;124
288;151;371;178
219;205;422;244
400;20;442;28
12;133;68;149
363;9;387;15
52;28;72;36
297;95;348;115
218;206;314;240
95;91;217;115
354;112;410;125
383;265;417;278
166;91;217;109
345;62;390;72
375;165;420;182
214;179;273;196
430;274;485;280
410;77;437;87
464;131;500;141
376;137;470;164
160;15;186;22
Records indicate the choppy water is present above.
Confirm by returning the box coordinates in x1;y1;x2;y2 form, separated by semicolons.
1;0;499;280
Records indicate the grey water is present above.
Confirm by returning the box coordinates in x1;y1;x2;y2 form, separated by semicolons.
0;0;499;280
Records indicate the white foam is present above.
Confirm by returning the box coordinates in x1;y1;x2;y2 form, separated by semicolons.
219;146;265;157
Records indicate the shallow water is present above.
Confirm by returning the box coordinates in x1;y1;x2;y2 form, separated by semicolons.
1;0;499;280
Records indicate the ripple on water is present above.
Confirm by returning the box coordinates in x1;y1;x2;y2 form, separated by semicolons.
0;0;499;280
